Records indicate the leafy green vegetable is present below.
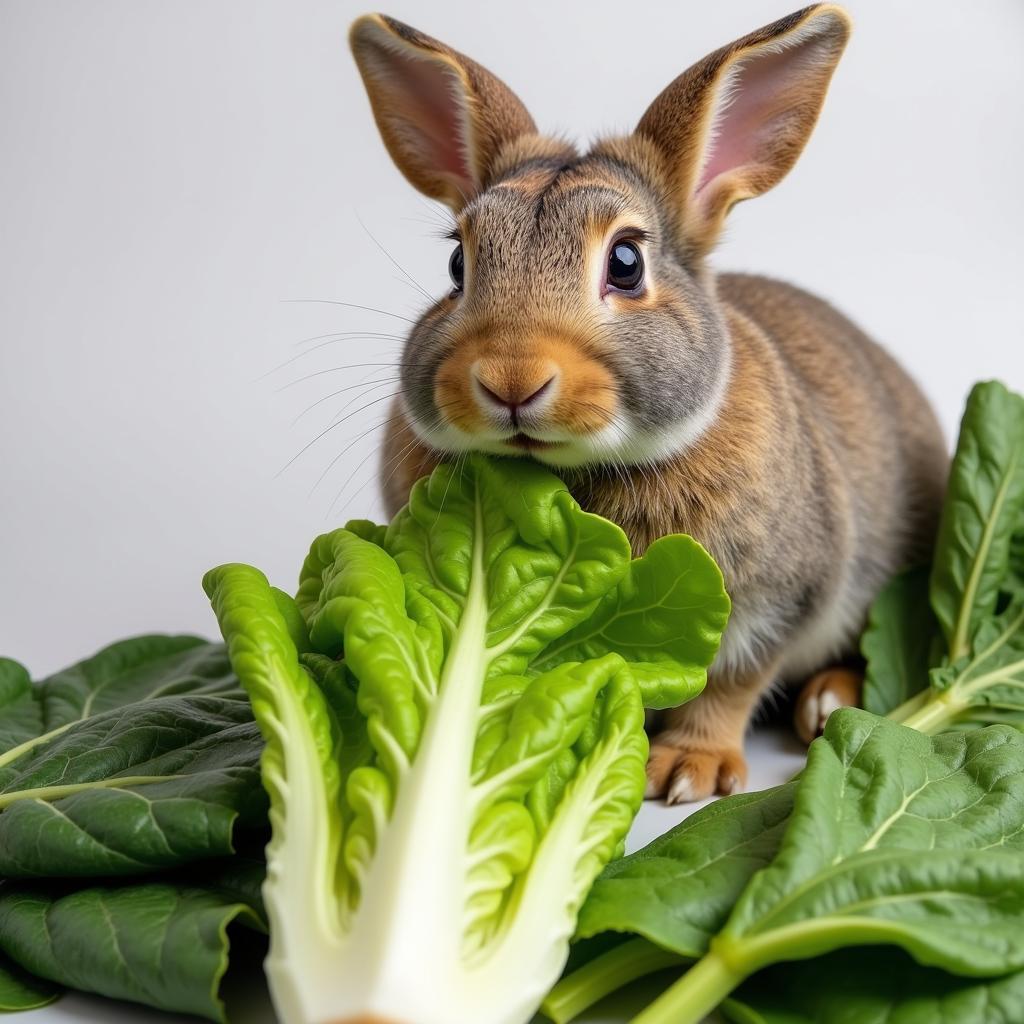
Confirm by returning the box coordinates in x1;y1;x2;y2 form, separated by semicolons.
0;870;263;1022
0;638;266;877
543;784;794;1023
0;954;58;1013
861;568;939;716
930;381;1024;663
624;710;1024;1024
205;455;729;1024
874;382;1024;734
554;710;1024;1024
0;638;268;1019
723;948;1024;1024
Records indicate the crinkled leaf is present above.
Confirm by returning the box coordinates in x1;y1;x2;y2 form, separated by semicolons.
862;568;940;716
725;948;1024;1024
207;456;727;1024
0;875;262;1023
532;534;730;709
930;381;1024;662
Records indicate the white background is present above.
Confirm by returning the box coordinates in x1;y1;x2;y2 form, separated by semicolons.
2;0;1023;676
0;3;1021;1023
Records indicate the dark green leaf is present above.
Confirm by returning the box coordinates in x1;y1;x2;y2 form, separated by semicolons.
576;783;796;958
0;950;59;1012
861;568;939;716
0;877;262;1022
717;712;1024;977
725;947;1024;1024
930;381;1024;663
0;638;264;877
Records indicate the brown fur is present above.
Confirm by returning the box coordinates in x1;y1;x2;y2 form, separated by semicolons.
354;6;949;803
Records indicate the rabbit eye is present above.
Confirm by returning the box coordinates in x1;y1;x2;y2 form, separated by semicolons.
448;243;465;292
606;240;644;293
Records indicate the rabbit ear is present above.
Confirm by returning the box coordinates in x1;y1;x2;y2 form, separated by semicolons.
636;4;851;258
349;14;536;211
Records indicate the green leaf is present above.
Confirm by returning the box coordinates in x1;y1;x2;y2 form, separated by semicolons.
0;951;59;1012
574;783;796;959
724;948;1024;1024
0;697;265;878
533;534;731;709
0;635;241;756
0;876;262;1023
0;639;264;878
930;381;1024;662
718;712;1024;974
862;568;939;716
630;711;1024;1024
207;455;729;1024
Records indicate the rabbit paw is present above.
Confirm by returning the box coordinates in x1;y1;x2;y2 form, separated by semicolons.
645;741;747;804
794;667;863;745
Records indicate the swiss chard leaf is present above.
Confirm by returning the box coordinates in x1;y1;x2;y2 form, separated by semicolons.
724;948;1024;1024
0;638;265;877
930;381;1024;663
0;870;263;1023
861;568;939;716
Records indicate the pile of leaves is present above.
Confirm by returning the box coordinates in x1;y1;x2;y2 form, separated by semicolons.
0;638;267;1017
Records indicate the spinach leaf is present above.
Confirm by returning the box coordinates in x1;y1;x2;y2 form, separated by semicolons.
0;870;263;1023
929;381;1024;663
625;710;1024;1024
0;638;265;877
0;952;59;1012
574;783;795;958
724;948;1024;1024
861;568;939;716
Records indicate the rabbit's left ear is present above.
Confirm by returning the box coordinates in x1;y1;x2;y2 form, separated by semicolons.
636;4;851;258
350;14;536;211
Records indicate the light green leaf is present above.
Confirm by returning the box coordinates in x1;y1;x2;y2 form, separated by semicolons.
207;456;727;1024
930;381;1024;662
533;534;730;709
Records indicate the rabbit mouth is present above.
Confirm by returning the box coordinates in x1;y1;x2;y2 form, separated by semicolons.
504;433;564;453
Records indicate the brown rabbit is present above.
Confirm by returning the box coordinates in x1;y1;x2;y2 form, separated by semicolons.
349;5;948;803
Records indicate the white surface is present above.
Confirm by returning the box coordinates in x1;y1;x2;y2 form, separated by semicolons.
15;728;806;1024
1;0;1023;673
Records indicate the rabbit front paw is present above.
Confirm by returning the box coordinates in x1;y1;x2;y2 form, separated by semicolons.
645;741;747;805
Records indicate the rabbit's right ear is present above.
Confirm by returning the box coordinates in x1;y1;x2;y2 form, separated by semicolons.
636;4;851;259
349;15;536;211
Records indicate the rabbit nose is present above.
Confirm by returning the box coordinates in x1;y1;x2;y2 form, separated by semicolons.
472;368;557;419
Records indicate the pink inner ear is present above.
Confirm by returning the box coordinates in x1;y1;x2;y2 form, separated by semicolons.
695;44;816;196
383;50;474;192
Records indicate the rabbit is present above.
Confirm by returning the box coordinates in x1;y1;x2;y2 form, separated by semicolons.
349;4;948;803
